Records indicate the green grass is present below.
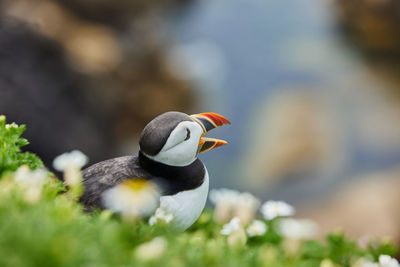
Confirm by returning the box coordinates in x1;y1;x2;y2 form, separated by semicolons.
0;115;43;177
0;115;397;267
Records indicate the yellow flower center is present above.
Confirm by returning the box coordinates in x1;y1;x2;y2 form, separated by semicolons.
121;179;151;192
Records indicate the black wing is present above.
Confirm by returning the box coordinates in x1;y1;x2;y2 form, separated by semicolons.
80;155;150;209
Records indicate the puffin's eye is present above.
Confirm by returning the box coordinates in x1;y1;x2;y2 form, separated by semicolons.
184;129;190;141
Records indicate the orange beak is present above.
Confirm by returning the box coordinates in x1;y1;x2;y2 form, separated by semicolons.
190;112;230;153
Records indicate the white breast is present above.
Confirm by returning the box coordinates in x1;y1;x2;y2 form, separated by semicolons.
158;168;209;231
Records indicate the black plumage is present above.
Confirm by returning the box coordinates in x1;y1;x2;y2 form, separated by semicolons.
139;112;192;156
80;111;205;210
80;152;205;210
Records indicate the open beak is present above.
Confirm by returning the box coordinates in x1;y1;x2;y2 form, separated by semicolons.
190;112;230;153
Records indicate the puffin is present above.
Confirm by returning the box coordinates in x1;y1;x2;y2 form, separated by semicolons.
80;111;230;230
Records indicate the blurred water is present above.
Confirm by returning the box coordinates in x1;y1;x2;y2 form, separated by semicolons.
166;0;400;203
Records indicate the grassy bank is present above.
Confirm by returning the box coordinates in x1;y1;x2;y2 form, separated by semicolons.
0;115;397;267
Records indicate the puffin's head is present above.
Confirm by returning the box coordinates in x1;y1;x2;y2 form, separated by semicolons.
139;111;230;166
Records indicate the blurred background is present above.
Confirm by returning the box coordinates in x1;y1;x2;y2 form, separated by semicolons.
1;0;400;241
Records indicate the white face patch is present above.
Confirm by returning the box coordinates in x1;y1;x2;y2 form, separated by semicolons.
145;121;204;166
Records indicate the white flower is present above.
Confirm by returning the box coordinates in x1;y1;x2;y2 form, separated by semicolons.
53;150;88;188
14;165;48;203
220;217;247;247
246;220;267;237
5;122;18;130
234;192;261;225
148;207;174;226
53;150;88;171
102;179;160;220
237;192;261;209
352;256;400;267
279;218;318;239
135;237;167;261
210;189;261;225
0;115;5;122
221;217;242;235
379;255;400;267
210;188;241;224
228;228;247;248
209;188;240;205
14;165;47;186
260;200;295;220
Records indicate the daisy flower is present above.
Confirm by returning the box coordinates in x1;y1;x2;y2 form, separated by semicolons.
221;217;242;235
234;192;261;225
209;188;240;223
53;150;88;172
102;179;160;221
352;255;400;267
209;188;240;205
53;150;88;188
149;207;174;226
260;200;295;220
135;237;167;261
379;255;400;267
5;122;18;130
246;220;267;237
220;217;247;247
279;218;318;239
14;165;47;186
14;165;48;203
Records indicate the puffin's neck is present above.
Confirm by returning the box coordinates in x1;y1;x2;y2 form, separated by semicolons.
138;151;205;186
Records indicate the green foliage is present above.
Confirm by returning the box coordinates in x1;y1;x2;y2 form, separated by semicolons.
300;240;327;263
0;117;398;267
0;115;43;177
367;238;399;262
0;173;397;267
